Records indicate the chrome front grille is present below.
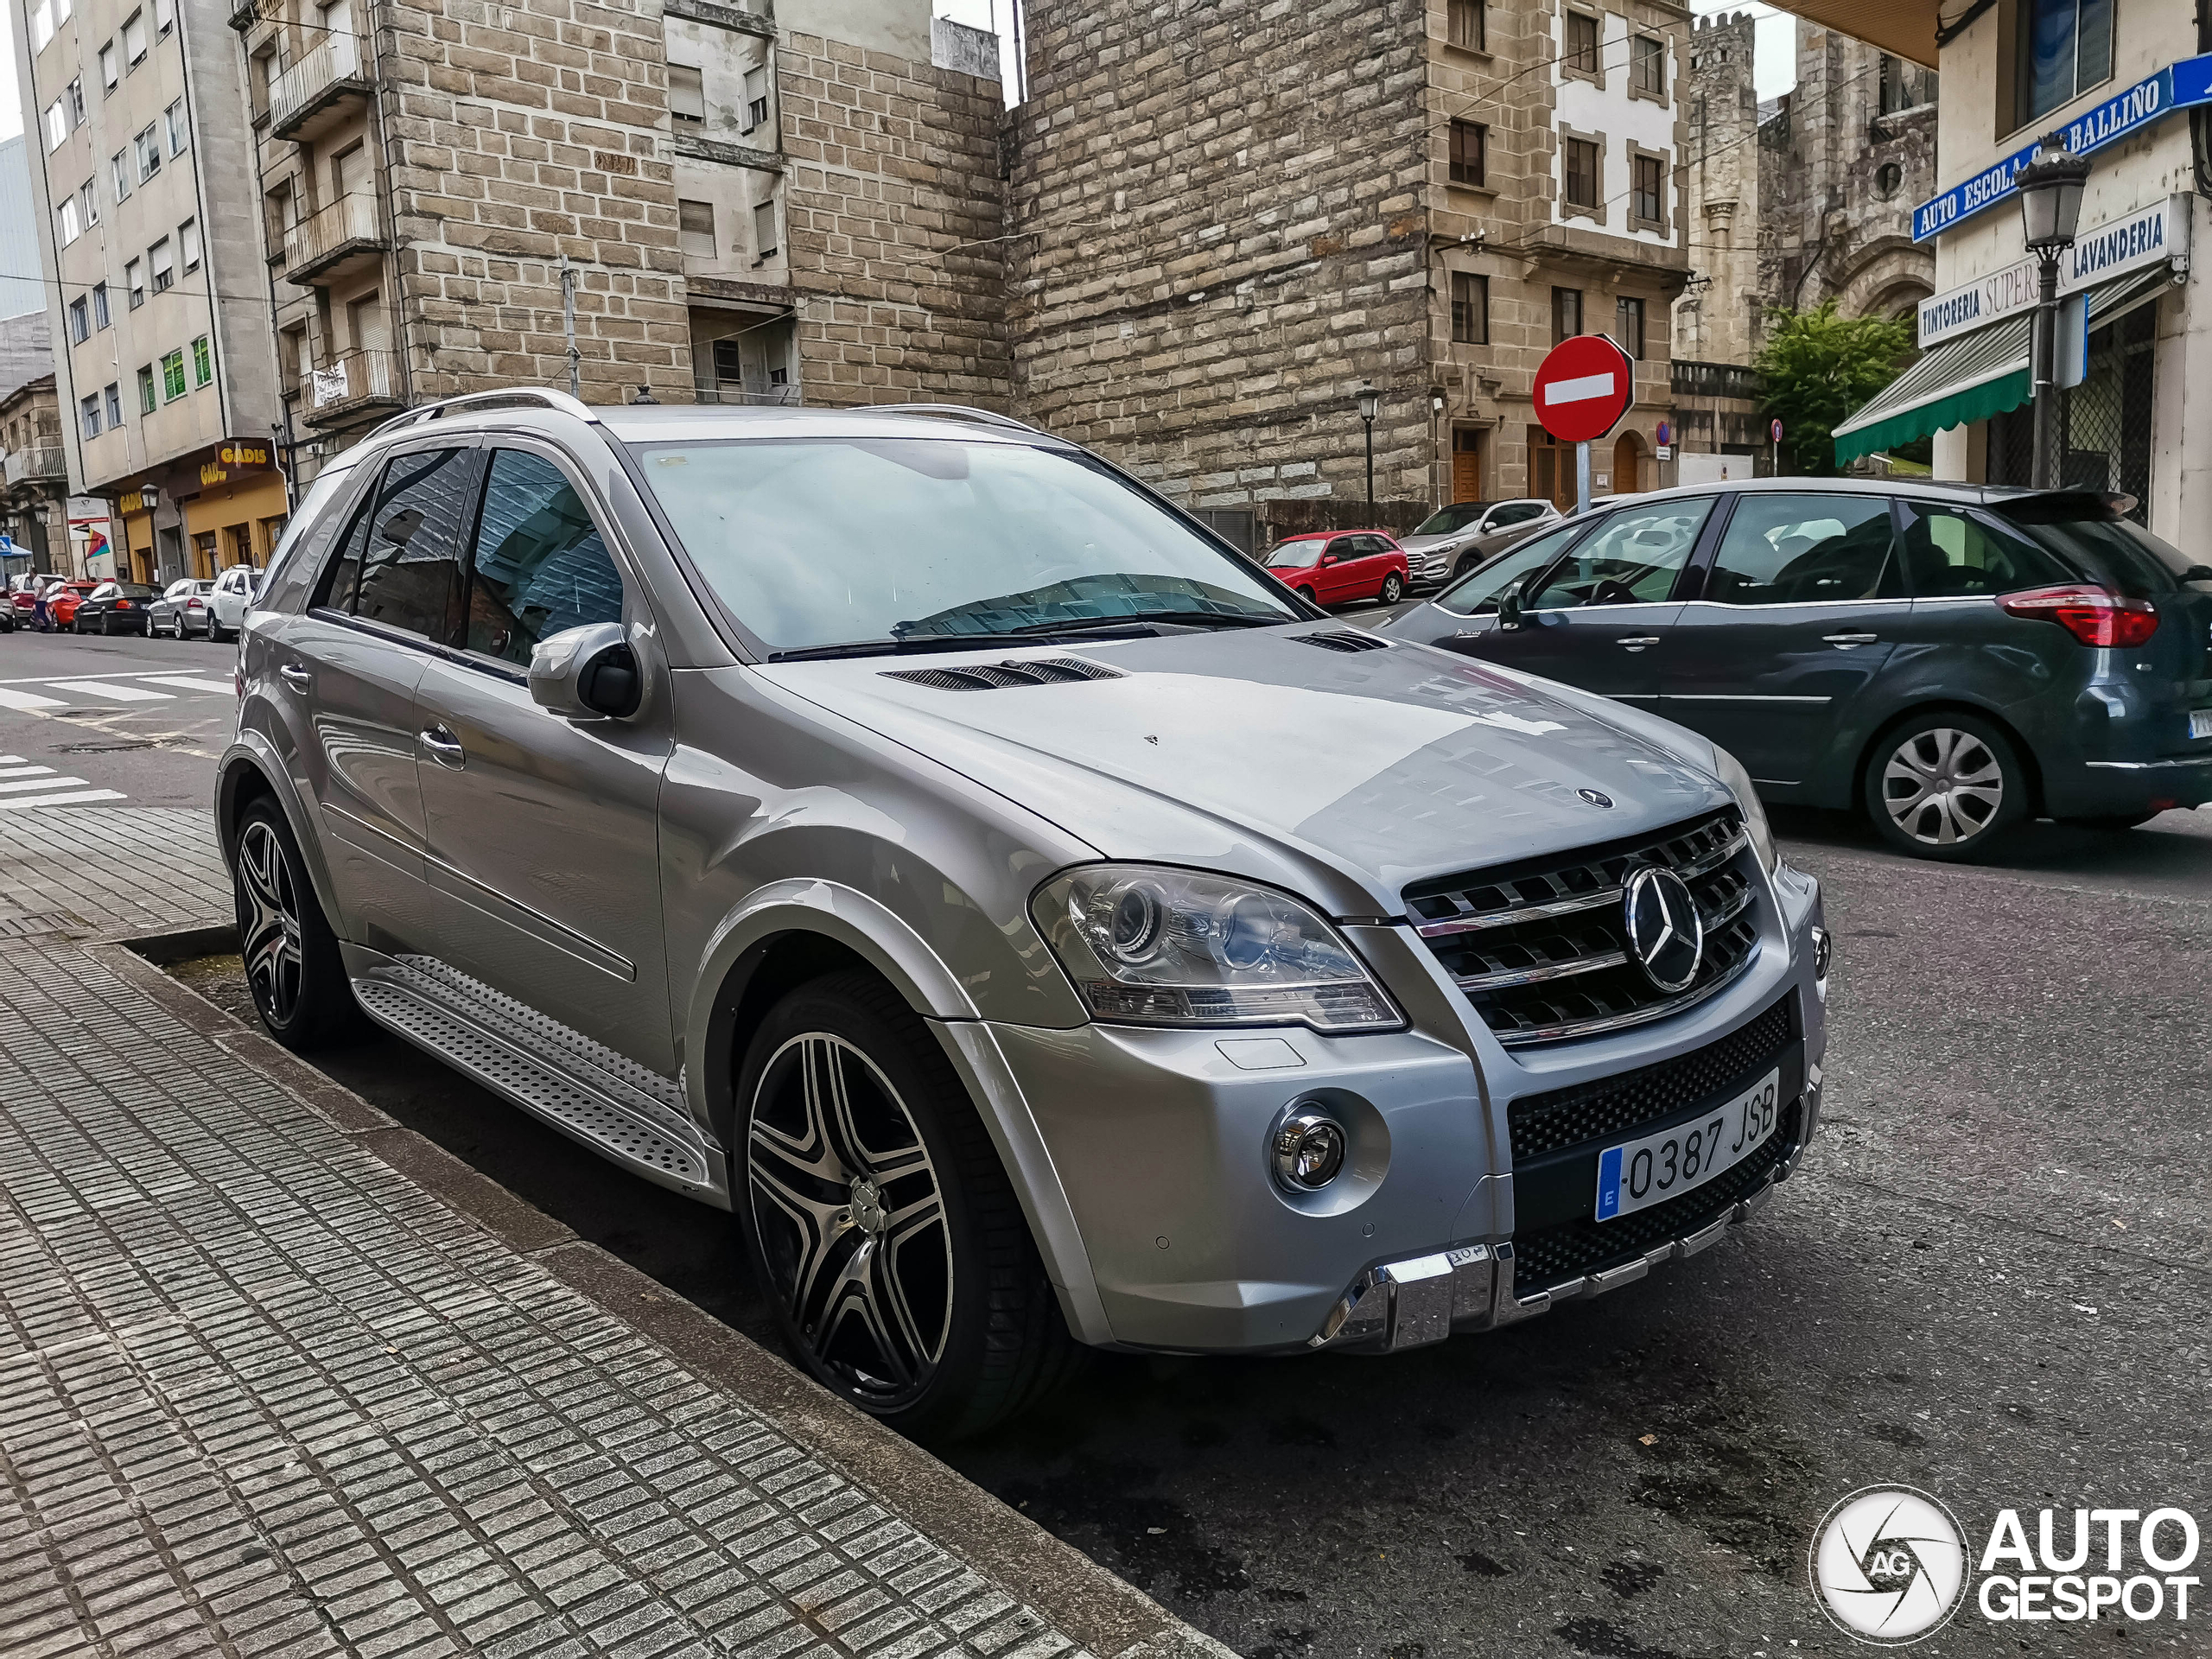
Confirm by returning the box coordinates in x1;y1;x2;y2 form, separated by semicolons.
1406;808;1759;1046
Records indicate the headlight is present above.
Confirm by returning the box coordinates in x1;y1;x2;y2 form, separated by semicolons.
1710;746;1778;874
1030;864;1402;1033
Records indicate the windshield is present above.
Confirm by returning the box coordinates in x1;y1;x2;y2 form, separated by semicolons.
1413;505;1488;537
1996;502;2202;598
637;438;1295;651
1434;524;1582;615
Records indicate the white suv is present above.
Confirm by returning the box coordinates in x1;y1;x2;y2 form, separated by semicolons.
208;565;259;642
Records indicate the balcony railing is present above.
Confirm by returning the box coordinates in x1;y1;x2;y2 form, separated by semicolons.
4;447;66;486
283;193;385;284
269;31;368;139
302;349;403;423
1670;359;1763;401
693;383;800;406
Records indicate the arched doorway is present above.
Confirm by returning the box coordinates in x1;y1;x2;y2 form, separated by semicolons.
1611;432;1642;495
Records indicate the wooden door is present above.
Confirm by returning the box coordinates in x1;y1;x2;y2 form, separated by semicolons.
1611;432;1641;495
1451;427;1485;502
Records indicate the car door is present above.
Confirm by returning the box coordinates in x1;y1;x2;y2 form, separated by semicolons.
277;442;480;951
1662;492;1905;794
1339;533;1385;598
410;442;678;1072
1474;501;1550;563
1475;496;1718;703
1313;536;1356;603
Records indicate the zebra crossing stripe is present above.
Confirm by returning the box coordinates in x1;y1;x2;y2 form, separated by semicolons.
0;789;125;809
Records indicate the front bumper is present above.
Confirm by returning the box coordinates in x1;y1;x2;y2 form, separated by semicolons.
992;856;1828;1355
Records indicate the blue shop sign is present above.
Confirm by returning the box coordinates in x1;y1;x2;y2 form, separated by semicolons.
1912;54;2212;244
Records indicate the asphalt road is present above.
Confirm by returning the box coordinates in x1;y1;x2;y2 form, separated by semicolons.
87;604;2212;1657
0;625;240;810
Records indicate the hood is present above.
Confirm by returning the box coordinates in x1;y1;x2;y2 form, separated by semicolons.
1398;531;1471;554
755;626;1731;915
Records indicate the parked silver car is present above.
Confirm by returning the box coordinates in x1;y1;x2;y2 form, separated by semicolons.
150;577;217;638
219;392;1828;1435
1401;498;1562;587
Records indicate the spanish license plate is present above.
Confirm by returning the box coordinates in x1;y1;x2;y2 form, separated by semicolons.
2190;710;2212;741
1594;1069;1782;1222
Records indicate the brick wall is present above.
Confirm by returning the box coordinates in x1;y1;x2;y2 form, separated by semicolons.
776;35;1010;407
381;0;696;403
1004;0;1436;537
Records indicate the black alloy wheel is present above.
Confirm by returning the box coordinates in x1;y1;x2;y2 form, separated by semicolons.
231;798;360;1050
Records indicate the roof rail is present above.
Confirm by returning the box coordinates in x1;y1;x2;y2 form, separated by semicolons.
871;403;1045;436
367;387;597;441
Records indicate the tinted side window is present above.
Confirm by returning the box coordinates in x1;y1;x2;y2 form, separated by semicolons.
463;449;626;665
1898;504;2074;597
315;448;477;641
1526;497;1715;608
1707;493;1901;605
1434;523;1581;615
1495;503;1545;528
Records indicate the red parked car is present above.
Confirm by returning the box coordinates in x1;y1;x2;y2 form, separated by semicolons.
36;579;103;632
1263;530;1411;607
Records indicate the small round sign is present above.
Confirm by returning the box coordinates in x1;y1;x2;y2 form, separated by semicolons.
1531;334;1636;445
1770;417;1784;442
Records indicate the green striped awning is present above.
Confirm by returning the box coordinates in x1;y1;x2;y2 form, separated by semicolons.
1831;264;2178;467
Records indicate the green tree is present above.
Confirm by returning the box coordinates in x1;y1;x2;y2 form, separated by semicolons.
1753;302;1916;476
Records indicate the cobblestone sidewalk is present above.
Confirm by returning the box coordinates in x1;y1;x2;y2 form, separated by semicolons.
0;808;1224;1659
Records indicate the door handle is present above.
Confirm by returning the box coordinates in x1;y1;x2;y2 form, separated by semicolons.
1617;635;1662;651
1822;632;1879;648
278;663;311;690
419;726;465;768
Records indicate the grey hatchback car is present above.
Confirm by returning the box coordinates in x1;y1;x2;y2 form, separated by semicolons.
219;391;1828;1434
1382;479;2212;858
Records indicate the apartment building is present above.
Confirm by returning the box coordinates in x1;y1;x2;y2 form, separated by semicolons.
232;0;1007;474
8;0;286;583
1003;0;1692;540
1;371;67;571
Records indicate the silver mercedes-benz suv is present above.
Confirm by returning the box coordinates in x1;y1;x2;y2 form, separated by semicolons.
219;391;1829;1436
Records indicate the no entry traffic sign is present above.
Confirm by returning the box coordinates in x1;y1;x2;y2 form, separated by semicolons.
1532;334;1636;444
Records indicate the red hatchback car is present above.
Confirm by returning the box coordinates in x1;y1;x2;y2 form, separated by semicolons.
37;579;102;632
1263;530;1410;607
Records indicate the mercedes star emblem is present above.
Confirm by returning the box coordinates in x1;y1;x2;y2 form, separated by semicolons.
1623;865;1704;992
1578;788;1615;809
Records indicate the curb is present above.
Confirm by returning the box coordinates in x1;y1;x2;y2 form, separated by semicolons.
86;923;1237;1659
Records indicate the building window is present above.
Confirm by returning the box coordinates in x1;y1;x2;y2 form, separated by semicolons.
1448;120;1485;187
1554;286;1583;343
68;297;90;342
136;125;161;182
2018;0;2112;126
92;283;109;328
112;149;131;201
43;101;67;153
753;199;779;259
1615;296;1645;359
1563;137;1600;211
1447;0;1484;50
192;335;212;386
1631;35;1665;99
104;383;122;426
150;237;174;293
99;41;118;91
123;10;146;65
1631;153;1664;226
743;67;771;133
181;218;201;272
58;199;81;245
126;257;143;308
1565;11;1600;78
81;394;102;439
165;99;187;156
677;199;716;258
29;0;53;51
1451;271;1488;345
67;79;86;124
137;365;156;412
79;180;97;226
669;63;705;122
1877;161;1903;196
1878;54;1909;113
161;348;186;401
155;0;173;34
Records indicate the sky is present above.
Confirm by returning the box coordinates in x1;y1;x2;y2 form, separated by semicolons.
0;5;16;141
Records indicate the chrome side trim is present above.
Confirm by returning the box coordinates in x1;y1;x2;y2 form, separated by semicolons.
2083;755;2212;770
1493;941;1758;1046
1415;830;1748;938
1454;949;1628;993
1663;694;1832;705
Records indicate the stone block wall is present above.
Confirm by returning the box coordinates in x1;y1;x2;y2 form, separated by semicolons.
777;35;1010;407
1677;10;1761;365
1004;0;1437;537
380;0;696;403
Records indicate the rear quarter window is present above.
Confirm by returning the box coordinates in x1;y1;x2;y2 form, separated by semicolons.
1995;506;2201;599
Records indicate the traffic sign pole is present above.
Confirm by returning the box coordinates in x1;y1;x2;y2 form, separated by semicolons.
1576;442;1591;517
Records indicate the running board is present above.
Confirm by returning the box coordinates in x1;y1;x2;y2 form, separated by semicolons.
351;956;724;1205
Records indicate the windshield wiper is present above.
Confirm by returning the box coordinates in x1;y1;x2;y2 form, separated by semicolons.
766;624;1177;662
1001;609;1286;635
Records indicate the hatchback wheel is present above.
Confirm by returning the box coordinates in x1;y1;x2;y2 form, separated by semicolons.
1864;715;2024;860
232;798;360;1050
736;971;1077;1438
1378;572;1404;605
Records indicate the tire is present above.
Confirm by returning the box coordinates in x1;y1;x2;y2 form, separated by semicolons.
231;797;361;1051
211;621;232;644
1863;713;2027;861
735;970;1079;1440
1294;587;1318;607
1378;572;1404;605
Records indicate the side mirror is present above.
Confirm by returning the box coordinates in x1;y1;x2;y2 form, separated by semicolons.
529;621;641;719
1497;587;1526;631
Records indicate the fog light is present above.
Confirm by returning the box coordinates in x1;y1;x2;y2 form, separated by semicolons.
1273;1109;1347;1191
1811;925;1831;982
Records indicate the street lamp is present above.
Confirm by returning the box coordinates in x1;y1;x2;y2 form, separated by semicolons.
1356;383;1380;519
1428;388;1447;509
2017;136;2089;490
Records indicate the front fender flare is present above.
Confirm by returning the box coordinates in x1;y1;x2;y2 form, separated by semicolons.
216;735;341;934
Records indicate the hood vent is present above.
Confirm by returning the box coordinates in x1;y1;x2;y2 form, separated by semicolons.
880;657;1126;691
1296;629;1391;653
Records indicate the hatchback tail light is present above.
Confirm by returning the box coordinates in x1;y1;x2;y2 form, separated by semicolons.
1999;584;2158;648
